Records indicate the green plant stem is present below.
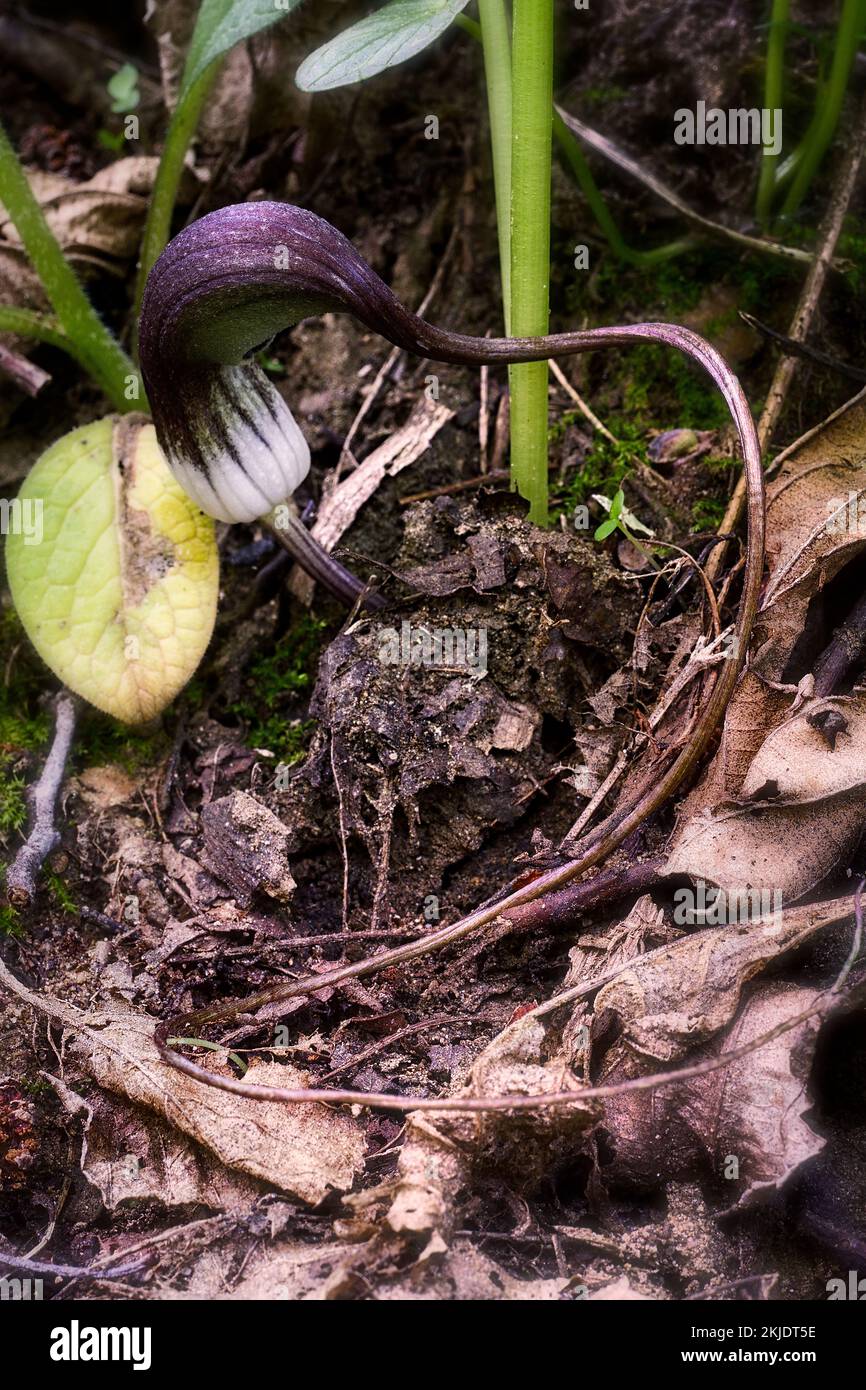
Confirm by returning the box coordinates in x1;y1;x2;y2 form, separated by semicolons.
457;20;692;271
0;121;138;410
133;62;221;333
509;0;554;525
552;113;695;265
0;307;77;356
167;1037;247;1074
475;0;513;331
0;305;108;382
781;0;865;219
755;0;789;228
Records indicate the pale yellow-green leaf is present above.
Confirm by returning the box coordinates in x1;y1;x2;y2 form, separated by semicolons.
6;414;218;723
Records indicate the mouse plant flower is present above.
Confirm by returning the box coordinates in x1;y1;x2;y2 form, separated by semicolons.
138;199;764;609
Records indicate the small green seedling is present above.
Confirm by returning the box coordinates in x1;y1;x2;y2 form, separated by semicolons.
593;484;657;566
107;63;141;114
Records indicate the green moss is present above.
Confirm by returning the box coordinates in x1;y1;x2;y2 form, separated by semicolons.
705;453;740;474
46;871;77;914
551;416;641;518
73;713;170;773
228;615;328;763
0;903;23;938
580;85;628;109
691;496;728;531
0;757;27;836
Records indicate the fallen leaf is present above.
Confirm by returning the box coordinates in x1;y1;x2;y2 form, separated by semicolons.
666;695;866;900
598;983;825;1205
756;388;866;680
48;1075;261;1213
0;957;365;1205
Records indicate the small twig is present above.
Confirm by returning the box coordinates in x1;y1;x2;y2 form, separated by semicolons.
321;1011;483;1082
152;898;859;1114
710;92;866;579
6;692;77;906
0;1248;149;1281
739;311;866;384
555;106;825;268
399;468;510;505
0;342;50;395
548;357;617;443
479;355;491;472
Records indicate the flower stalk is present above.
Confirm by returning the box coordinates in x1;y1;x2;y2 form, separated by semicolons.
508;0;555;525
781;0;866;220
139;201;760;608
755;0;789;229
476;0;513;331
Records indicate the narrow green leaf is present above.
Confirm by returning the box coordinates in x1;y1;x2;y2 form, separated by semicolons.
181;0;305;99
296;0;471;92
594;517;617;541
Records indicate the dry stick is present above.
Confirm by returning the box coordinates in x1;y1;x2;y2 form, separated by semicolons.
6;692;77;906
813;586;866;695
321;1011;483;1082
555;107;824;269
335;221;461;478
400;467;511;504
739;311;866;384
709;95;866;583
0;1248;149;1281
0;342;50;395
155;894;860;1114
548;357;616;442
154;891;861;1114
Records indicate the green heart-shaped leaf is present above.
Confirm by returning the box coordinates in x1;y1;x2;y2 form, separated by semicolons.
6;415;218;724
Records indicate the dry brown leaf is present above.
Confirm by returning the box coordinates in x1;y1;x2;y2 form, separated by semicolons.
0;957;364;1205
740;693;866;800
599;982;825;1206
666;793;866;901
48;1074;261;1213
666;694;866;900
590;895;846;1063
681;669;796;808
1;158;159;268
756;388;866;680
